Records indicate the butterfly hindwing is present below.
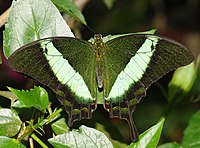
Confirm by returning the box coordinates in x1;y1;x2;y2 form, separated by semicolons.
103;34;194;141
7;37;97;125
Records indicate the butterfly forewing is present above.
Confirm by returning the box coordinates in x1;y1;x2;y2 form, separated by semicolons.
7;37;97;125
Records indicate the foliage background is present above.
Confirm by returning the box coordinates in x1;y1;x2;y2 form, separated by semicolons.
0;0;199;146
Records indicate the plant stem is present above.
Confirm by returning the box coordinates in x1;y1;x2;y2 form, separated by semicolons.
0;7;10;28
31;133;48;148
29;137;34;148
40;107;63;125
18;107;64;142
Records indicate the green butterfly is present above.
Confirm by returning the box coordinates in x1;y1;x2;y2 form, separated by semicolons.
7;33;194;141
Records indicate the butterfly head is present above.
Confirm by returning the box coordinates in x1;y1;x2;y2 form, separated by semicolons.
94;34;102;40
94;34;104;50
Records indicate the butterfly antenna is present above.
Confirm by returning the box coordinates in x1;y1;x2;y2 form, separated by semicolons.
105;7;120;26
68;9;96;34
85;24;96;34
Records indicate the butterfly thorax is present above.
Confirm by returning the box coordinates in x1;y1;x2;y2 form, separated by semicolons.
93;34;104;88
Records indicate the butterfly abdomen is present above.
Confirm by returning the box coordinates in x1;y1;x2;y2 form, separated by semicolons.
94;34;105;88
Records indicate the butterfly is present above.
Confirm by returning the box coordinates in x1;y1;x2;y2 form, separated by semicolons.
7;33;194;141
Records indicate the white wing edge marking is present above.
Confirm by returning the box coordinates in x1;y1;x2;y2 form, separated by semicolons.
40;41;93;101
106;35;159;100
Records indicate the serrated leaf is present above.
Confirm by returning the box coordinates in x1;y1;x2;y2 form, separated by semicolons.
128;118;165;148
0;136;25;148
3;0;74;58
48;125;113;148
168;55;200;104
182;110;200;148
9;86;49;112
0;109;22;137
51;0;87;25
51;117;70;135
158;143;181;148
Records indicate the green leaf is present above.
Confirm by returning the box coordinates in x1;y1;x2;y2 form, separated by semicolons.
0;109;22;137
182;110;200;148
48;125;113;148
187;55;200;103
51;0;87;25
9;86;49;112
103;0;116;9
168;55;200;104
51;117;70;135
128;118;165;148
3;0;74;58
0;136;26;148
95;123;127;148
158;143;181;148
